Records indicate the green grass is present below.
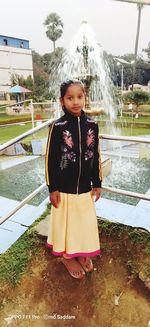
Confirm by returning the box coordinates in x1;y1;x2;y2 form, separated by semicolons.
98;219;150;244
0;123;49;144
1;112;150;144
124;127;150;136
0;123;32;143
99;125;150;136
1;124;150;144
1;111;150;124
98;115;150;123
0;112;52;123
0;205;50;286
117;116;150;123
0;114;31;122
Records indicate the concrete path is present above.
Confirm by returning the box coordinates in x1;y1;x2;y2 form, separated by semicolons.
0;196;48;254
1;188;150;254
34;188;150;239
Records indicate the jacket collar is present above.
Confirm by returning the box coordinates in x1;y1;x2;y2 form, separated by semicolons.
63;108;86;121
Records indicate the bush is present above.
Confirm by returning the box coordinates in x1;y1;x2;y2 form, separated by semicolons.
123;90;150;106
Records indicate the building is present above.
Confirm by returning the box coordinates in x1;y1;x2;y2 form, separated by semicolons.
0;35;33;97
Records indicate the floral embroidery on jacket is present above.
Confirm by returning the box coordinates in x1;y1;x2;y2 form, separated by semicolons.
63;130;74;148
60;130;76;170
85;129;95;161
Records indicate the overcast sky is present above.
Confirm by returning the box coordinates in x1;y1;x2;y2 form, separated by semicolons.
1;0;150;57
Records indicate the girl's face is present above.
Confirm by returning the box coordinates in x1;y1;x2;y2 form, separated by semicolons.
60;84;85;117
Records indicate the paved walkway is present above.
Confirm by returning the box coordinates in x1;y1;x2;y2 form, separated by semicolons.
95;189;150;232
34;189;150;238
0;188;150;254
0;196;48;254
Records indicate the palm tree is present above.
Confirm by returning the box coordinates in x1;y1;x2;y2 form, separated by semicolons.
44;13;63;52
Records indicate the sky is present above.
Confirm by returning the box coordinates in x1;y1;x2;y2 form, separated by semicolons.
1;0;150;57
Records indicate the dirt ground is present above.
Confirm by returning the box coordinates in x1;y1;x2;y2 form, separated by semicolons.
0;228;150;327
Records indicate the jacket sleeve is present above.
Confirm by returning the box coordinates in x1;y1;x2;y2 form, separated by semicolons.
45;123;59;193
92;123;103;188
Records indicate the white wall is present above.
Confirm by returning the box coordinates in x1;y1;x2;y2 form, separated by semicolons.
0;45;33;92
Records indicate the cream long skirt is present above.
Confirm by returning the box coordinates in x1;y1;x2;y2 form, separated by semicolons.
47;191;100;258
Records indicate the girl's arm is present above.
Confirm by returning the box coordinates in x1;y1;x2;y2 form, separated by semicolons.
50;191;61;208
45;123;59;193
92;124;103;189
91;187;101;202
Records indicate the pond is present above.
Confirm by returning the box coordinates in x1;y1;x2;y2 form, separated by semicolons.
0;157;48;206
0;155;150;207
104;156;150;205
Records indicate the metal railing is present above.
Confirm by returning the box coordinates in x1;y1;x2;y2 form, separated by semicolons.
0;118;53;152
100;133;150;144
0;183;46;225
0;99;54;129
0;99;30;110
0;117;150;225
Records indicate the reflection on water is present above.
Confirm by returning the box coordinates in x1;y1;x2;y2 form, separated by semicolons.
104;157;150;205
0;157;48;206
0;156;150;206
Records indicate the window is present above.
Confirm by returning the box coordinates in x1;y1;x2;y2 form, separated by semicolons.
3;39;8;46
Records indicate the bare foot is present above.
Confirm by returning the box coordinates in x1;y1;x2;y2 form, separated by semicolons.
77;257;93;272
60;258;85;279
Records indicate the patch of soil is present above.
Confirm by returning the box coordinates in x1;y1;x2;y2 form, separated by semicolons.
0;228;149;327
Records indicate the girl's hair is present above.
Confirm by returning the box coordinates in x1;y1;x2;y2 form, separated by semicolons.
60;79;85;98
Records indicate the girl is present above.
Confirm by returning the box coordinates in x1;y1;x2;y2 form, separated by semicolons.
45;79;102;279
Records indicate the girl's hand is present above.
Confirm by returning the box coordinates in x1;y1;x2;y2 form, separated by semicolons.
50;191;61;208
91;188;101;202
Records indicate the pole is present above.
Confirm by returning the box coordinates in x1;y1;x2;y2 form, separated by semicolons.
132;4;143;89
30;99;34;129
121;65;124;92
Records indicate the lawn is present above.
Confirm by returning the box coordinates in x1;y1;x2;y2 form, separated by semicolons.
98;115;150;123
0;114;31;122
0;111;53;123
99;125;150;136
0;123;32;144
0;113;150;144
117;116;150;123
0;123;48;144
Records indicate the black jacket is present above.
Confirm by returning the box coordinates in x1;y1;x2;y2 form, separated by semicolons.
45;110;102;194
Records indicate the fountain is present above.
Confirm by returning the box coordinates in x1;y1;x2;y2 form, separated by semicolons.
49;20;116;119
48;21;150;209
48;20;124;178
75;33;95;110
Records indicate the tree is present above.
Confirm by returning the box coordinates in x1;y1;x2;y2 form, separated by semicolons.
44;13;63;51
11;74;34;90
143;42;150;61
107;52;150;89
32;48;66;100
122;55;150;87
123;90;149;117
34;75;50;101
32;50;44;69
42;47;65;73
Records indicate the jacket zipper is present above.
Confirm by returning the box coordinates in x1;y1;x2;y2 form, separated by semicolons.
77;117;82;194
